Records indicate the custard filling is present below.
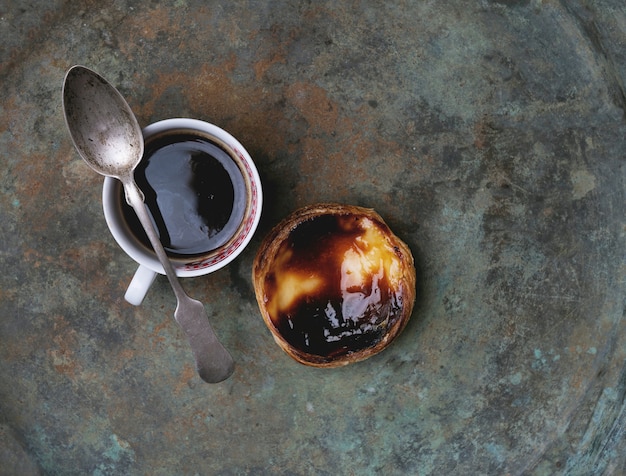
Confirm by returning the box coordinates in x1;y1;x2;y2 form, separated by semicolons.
262;214;406;359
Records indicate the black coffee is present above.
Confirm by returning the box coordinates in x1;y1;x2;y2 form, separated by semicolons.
120;132;246;258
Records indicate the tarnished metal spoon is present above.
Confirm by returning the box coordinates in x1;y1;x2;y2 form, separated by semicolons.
62;65;234;383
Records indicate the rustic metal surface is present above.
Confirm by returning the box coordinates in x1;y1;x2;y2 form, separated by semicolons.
1;1;625;474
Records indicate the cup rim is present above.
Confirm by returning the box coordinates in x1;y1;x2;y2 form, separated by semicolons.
102;118;262;277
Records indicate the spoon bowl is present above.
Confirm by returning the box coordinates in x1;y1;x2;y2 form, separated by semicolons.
62;66;143;179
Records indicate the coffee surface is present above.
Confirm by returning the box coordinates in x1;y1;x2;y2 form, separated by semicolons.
121;133;246;257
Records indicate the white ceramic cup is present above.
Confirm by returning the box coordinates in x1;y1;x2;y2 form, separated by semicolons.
102;118;262;305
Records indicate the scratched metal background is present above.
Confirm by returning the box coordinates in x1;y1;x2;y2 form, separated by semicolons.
1;1;625;474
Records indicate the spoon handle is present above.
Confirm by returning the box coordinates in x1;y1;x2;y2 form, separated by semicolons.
122;178;235;383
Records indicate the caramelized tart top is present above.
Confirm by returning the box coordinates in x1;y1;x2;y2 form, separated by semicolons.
253;203;416;367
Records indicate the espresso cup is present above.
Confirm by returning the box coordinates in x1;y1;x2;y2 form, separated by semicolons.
102;118;262;305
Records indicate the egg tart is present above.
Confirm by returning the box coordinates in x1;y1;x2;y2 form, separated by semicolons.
253;203;416;367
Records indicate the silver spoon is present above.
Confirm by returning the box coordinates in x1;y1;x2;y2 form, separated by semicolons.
62;65;235;383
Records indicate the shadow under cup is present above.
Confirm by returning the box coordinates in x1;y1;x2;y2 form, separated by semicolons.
103;120;261;278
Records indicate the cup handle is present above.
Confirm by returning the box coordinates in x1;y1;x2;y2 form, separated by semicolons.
124;265;158;306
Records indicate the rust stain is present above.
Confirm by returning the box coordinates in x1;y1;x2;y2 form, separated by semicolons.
173;363;196;395
0;287;18;302
49;315;81;378
61;241;110;271
0;97;18;136
253;52;286;81
12;146;84;234
112;348;136;373
474;120;489;150
297;136;327;176
569;367;585;390
149;317;171;347
286;82;339;135
137;58;252;122
251;24;290;81
473;115;499;150
119;348;135;360
118;6;181;58
0;325;41;362
59;242;115;295
22;247;55;269
13;154;46;199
